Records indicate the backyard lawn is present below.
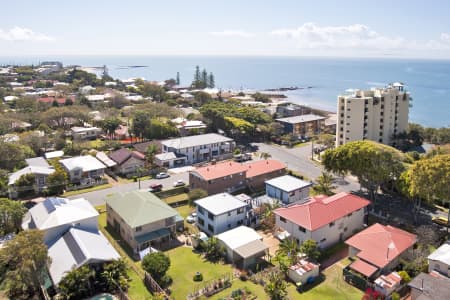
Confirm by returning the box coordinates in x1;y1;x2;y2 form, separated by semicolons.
287;258;363;300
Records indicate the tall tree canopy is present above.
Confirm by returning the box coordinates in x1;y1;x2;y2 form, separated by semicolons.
0;198;26;235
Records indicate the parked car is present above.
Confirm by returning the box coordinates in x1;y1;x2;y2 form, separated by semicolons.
173;179;186;187
186;212;197;223
155;172;170;179
148;184;163;192
432;216;449;227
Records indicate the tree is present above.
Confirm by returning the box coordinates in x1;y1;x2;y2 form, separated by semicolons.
207;72;215;88
264;271;288;300
102;117;121;139
131;111;151;140
58;265;95;300
147;118;178;140
299;239;320;261
188;189;208;206
141;252;171;285
46;168;68;195
100;259;129;294
202;236;225;262
0;230;50;299
316;133;335;149
0;198;26;235
276;238;300;265
322;140;405;202
311;172;335;196
201;69;208;88
398;270;411;283
0;142;35;171
194;91;212;106
145;144;158;167
194;65;201;86
14;173;36;198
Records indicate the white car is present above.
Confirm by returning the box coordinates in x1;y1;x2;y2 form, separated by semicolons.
186;213;197;223
155;172;170;179
173;179;186;187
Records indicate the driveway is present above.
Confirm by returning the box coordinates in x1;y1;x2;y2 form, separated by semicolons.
68;171;189;206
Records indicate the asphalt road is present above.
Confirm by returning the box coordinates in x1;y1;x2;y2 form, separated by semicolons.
68;172;189;206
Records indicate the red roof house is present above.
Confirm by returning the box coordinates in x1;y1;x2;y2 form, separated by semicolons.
245;159;287;191
274;192;371;248
345;223;417;278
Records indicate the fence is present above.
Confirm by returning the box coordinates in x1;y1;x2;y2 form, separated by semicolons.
343;266;370;291
144;272;169;299
187;273;233;300
66;178;108;191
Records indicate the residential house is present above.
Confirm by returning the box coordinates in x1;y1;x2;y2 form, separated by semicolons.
70;126;102;141
8;157;55;198
276;114;326;137
216;226;269;269
345;223;417;279
44;150;64;160
171;118;207;136
373;271;402;297
132;141;161;156
427;240;450;277
189;161;247;195
160;133;235;165
108;148;146;175
60;155;106;183
23;197;99;244
288;260;320;285
274;193;371;249
195;193;254;235
276;103;311;118
245;159;287;192
408;272;450;300
106;190;183;255
48;227;120;285
154;152;187;169
265;175;312;204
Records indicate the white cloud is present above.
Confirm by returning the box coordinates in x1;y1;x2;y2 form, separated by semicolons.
270;23;405;50
0;26;54;41
440;32;450;42
209;30;255;38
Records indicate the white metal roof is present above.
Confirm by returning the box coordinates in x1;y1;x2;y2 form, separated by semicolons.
71;126;100;133
428;241;450;265
265;175;312;192
48;227;120;284
28;197;99;230
195;193;247;216
96;151;117;168
60;155;106;172
26;157;50;168
9;166;55;185
217;226;262;250
155;152;177;161
276;114;326;124
161;133;233;150
44;150;64;159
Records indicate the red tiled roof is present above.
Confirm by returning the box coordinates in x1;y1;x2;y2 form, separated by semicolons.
191;161;247;181
37;97;69;104
245;159;286;178
274;192;371;231
345;223;417;268
349;259;378;277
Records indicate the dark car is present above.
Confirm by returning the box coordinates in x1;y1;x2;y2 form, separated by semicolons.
148;184;163;192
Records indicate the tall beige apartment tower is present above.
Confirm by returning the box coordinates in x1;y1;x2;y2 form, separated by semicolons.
336;83;410;147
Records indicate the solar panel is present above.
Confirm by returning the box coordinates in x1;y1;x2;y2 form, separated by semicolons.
63;232;86;265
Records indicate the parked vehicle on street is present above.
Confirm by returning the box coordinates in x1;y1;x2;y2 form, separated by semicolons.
173;179;186;187
155;172;170;179
186;212;197;223
148;184;163;192
432;216;449;227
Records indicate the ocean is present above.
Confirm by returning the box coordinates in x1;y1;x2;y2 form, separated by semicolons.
1;55;449;127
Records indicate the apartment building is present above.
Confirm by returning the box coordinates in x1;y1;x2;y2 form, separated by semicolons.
336;83;410;146
277;114;326;137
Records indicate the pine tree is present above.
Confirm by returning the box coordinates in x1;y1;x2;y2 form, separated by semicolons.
201;69;208;88
208;72;215;88
176;72;180;85
193;66;201;88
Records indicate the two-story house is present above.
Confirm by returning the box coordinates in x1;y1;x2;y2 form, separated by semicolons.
195;193;253;235
59;155;106;183
427;240;450;277
274;192;371;249
189;161;247;195
276;114;326;137
160;133;235;165
106;190;183;256
345;223;417;279
265;175;312;204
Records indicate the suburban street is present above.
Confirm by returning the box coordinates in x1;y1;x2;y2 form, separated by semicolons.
68;172;189;206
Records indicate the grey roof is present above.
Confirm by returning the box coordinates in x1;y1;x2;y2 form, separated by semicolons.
48;227;120;285
28;198;99;230
234;239;268;259
161;133;233;150
60;155;106;172
408;272;450;300
265;175;312;192
276;114;326;124
96;151;117;168
26;157;50;168
155;152;177;161
9;166;55;185
195;193;247;216
106;190;179;228
428;241;450;265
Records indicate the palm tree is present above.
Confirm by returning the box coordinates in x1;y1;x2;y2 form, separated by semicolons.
276;238;300;264
311;172;335;196
264;271;288;300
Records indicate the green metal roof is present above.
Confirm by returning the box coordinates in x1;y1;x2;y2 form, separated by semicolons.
106;190;179;228
135;227;171;244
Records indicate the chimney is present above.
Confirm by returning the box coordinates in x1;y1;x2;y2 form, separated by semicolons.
207;168;209;171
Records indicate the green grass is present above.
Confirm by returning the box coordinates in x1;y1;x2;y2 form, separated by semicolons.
62;183;112;197
287;258;363;300
127;269;153;300
208;280;268;300
175;204;195;218
164;193;189;205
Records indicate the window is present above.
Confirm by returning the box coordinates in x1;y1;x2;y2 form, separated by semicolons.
198;206;204;214
279;216;286;223
227;224;231;229
135;226;142;232
329;222;335;227
208;212;214;221
298;226;306;233
320;238;327;243
347;212;353;217
208;224;214;232
198;217;204;226
227;211;231;216
237;207;244;214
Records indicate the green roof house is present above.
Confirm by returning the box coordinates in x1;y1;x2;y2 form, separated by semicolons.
106;190;183;255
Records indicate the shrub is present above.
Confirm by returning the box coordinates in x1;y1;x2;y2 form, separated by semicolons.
391;292;400;300
193;272;203;282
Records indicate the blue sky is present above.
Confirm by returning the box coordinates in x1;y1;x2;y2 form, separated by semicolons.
1;0;450;58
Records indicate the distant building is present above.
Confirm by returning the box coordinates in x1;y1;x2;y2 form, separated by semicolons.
265;175;312;204
70;126;102;141
345;223;417;279
427;240;450;277
276;103;310;118
276;114;326;137
336;83;410;146
195;193;253;235
274;192;370;248
160;133;235;165
171;118;207;136
108;148;146;175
